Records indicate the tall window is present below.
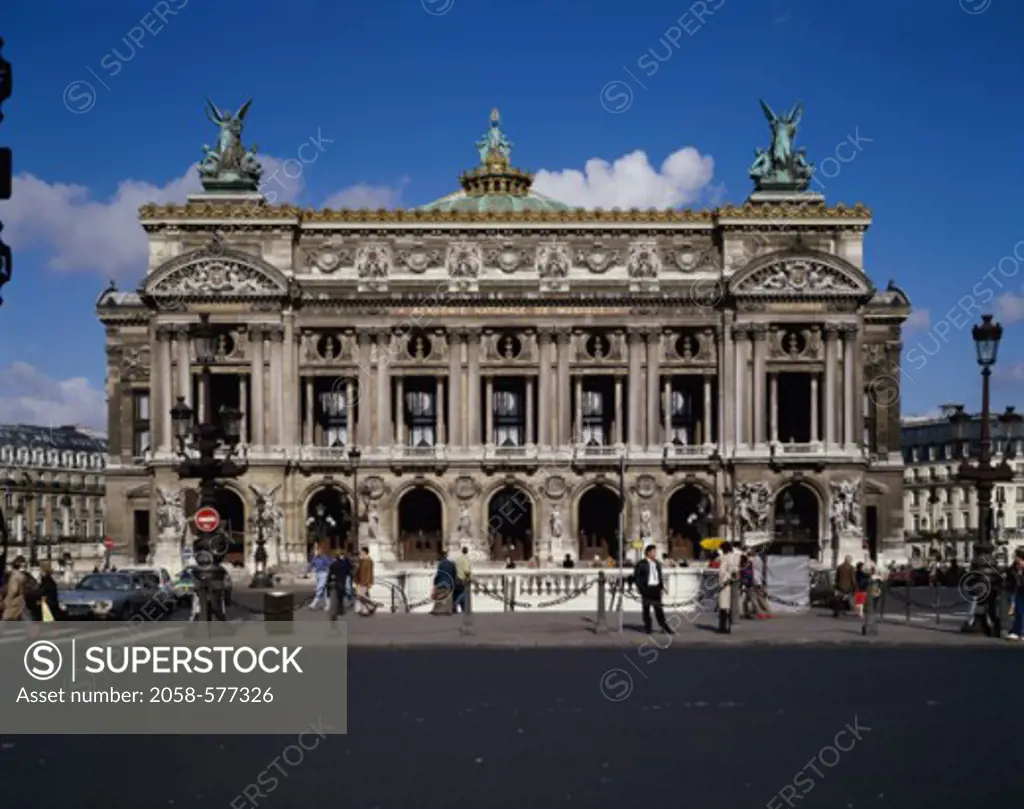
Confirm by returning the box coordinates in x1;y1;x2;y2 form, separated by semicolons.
1016;486;1024;503
493;391;522;447
318;391;348;447
580;391;605;445
407;391;436;447
132;391;151;457
668;391;692;444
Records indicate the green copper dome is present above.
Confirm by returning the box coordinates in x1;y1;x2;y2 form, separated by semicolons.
418;109;571;214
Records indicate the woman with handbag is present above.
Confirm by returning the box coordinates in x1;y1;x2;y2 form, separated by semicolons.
38;562;64;621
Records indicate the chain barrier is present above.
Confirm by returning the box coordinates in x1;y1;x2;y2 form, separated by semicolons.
885;586;967;612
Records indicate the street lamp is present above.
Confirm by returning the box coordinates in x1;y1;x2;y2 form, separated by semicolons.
248;488;272;589
616;452;626;633
305;502;337;556
948;316;1016;559
170;313;248;621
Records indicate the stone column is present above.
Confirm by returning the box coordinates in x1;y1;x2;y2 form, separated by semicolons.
356;333;373;447
733;327;748;448
823;325;838;447
447;331;462;447
615;376;624;445
769;373;779;443
396;376;405;446
751;325;768;445
843;326;856;448
249;327;265;447
719;316;734;456
270;328;284;445
197;375;207;423
175;326;191;408
555;329;572;446
304;378;314;446
239;376;248;444
525;377;534;446
852;325;864;450
662;378;672;444
484;376;494;446
283;313;297;448
627;330;645;448
810;374;820;443
376;332;392;449
156;326;172;451
703;375;713;445
646;330;661;448
537;330;553;448
436;378;445;446
466;330;482;446
346;379;355;443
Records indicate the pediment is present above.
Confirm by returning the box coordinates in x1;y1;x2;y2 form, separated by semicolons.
144;247;289;299
730;250;873;299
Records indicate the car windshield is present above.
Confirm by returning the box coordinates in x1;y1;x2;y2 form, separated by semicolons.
77;574;132;592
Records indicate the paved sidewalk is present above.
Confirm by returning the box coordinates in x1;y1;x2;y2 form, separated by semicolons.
316;609;1015;647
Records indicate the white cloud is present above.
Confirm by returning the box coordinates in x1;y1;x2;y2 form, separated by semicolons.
322;177;409;209
533;147;715;209
995;292;1024;324
904;308;931;331
0;362;106;431
996;361;1024;383
0;159;402;281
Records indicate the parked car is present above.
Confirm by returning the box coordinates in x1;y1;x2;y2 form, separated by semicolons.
809;569;835;607
120;566;175;603
60;572;161;620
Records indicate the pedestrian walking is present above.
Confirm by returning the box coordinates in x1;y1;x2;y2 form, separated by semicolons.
454;546;472;613
38;562;64;621
327;549;353;621
861;563;882;636
833;555;855;617
716;542;740;633
309;550;331;611
354;546;377;616
854;562;869;618
740;554;755;619
431;547;457;616
634;544;674;635
1;556;35;626
1006;549;1024;641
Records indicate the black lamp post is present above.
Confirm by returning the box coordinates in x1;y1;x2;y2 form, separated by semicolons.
305;503;337;556
249;490;272;589
0;38;11;306
995;485;1006;545
948;316;1019;560
170;313;247;621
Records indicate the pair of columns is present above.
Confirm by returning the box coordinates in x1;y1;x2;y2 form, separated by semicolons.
153;324;286;451
732;323;860;448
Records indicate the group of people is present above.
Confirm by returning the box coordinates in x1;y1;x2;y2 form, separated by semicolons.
308;546;378;619
430;546;472;614
832;556;882;618
1;556;64;625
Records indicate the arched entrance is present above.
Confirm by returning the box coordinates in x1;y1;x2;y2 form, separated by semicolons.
577;486;621;563
213;487;246;567
487;487;534;562
305;486;353;557
666;485;711;560
397;488;444;562
771;483;820;556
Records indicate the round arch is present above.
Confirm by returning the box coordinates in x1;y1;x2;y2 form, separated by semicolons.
574;483;623;564
395;485;446;562
770;480;823;557
485;484;537;562
665;483;715;560
305;486;353;557
211;486;247;567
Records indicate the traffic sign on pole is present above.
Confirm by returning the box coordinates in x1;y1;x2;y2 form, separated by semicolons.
194;506;221;533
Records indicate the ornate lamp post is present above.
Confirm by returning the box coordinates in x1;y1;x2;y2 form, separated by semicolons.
170;313;247;621
0;38;11;305
948;316;1018;560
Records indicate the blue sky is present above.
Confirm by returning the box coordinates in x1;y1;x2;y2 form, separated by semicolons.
1;0;1023;429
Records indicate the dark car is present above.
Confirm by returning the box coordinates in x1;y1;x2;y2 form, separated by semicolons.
60;572;160;620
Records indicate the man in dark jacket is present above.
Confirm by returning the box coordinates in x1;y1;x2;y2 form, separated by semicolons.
833;556;855;617
431;548;458;616
327;550;353;621
633;544;674;635
1007;549;1024;640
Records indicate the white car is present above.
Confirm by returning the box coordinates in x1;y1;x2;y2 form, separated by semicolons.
119;567;175;603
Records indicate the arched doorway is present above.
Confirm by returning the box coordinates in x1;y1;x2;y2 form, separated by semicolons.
666;485;712;560
771;483;820;556
305;486;353;558
397;488;444;562
213;487;246;567
577;486;621;563
487;487;534;562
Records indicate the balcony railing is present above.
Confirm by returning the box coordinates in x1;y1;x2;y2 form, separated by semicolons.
391;445;447;463
664;443;711;458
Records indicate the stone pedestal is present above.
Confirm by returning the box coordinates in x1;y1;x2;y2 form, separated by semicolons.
837;531;866;564
151;534;183;573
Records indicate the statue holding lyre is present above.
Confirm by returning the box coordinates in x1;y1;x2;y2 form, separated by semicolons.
199;98;263;190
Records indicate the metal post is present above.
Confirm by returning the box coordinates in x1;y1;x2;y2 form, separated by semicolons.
617;454;626;633
459;579;473;635
595;570;607;633
905;581;911;624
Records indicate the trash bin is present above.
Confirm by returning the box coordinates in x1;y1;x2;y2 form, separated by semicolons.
264;591;294;633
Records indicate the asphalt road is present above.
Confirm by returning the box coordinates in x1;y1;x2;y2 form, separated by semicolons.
1;645;1018;809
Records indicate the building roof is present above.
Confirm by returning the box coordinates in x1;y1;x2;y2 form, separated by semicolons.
0;424;107;454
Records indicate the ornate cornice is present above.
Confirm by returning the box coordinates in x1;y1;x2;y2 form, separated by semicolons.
137;201;871;225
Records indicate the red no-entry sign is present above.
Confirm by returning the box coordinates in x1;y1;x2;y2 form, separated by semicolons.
194;506;221;533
